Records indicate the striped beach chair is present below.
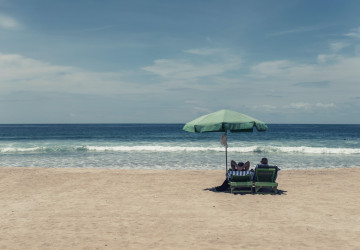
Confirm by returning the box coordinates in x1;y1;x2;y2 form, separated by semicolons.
228;170;254;194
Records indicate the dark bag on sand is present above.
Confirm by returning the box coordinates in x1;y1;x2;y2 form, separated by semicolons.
215;180;229;191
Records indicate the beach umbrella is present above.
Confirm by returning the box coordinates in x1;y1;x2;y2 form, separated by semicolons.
183;109;268;173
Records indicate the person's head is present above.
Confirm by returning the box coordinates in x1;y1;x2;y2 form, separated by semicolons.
231;160;236;170
261;158;268;164
238;162;244;167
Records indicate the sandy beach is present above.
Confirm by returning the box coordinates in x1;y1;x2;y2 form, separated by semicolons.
0;167;359;250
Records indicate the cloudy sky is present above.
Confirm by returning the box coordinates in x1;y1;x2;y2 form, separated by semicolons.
1;0;360;124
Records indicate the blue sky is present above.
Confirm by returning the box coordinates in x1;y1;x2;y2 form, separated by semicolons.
1;0;360;123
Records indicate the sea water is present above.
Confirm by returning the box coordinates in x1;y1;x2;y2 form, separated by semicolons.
0;124;359;170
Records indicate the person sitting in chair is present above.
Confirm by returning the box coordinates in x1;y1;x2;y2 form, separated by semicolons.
260;157;268;165
231;160;250;171
238;161;250;171
255;157;280;181
215;160;251;191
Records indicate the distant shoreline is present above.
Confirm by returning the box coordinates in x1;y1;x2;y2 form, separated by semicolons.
1;165;360;171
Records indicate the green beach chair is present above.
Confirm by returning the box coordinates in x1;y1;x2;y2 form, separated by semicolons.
229;174;254;194
253;168;278;194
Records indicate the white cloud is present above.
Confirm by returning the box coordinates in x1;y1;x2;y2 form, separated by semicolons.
269;25;323;36
293;81;330;88
317;54;339;64
142;48;241;80
345;26;360;38
251;55;360;89
0;14;20;29
184;48;227;56
315;103;336;108
143;59;237;79
250;60;294;78
251;104;277;111
0;53;136;95
285;102;336;111
329;41;350;52
289;102;312;110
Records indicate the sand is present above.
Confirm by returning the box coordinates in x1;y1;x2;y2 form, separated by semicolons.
0;167;359;250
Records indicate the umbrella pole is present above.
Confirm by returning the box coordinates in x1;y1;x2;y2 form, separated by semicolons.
225;131;228;174
225;146;228;174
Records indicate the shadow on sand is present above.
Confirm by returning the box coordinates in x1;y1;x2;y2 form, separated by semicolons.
204;187;287;195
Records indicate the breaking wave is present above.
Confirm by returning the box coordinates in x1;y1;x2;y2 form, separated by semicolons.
1;145;359;155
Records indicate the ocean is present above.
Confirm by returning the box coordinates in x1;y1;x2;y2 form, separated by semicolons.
0;124;359;170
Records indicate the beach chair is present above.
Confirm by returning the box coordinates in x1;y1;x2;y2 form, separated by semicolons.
256;164;280;181
229;174;254;194
253;167;278;194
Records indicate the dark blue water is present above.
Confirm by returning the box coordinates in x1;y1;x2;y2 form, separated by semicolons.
0;124;359;170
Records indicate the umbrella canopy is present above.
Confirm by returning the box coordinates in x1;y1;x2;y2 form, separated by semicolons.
183;109;268;133
183;109;268;172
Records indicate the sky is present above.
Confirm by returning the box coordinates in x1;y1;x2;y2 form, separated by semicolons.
0;0;360;124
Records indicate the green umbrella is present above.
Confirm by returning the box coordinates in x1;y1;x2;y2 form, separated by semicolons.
183;109;268;172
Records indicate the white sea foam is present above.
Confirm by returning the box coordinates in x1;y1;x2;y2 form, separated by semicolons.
86;145;222;152
229;146;360;154
86;145;360;154
1;145;359;154
0;146;87;153
0;147;41;153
